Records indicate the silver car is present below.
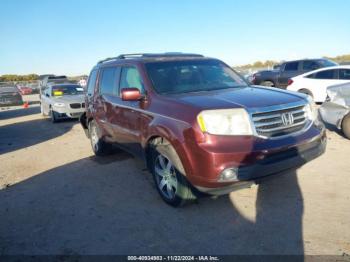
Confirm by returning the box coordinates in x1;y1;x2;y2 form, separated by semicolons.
319;82;350;139
40;84;85;123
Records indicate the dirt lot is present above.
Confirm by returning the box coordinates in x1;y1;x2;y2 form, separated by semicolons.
0;105;349;255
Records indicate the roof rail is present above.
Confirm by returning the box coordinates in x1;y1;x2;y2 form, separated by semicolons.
97;52;204;64
97;57;120;64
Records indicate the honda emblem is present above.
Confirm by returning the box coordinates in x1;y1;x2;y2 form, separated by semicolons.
281;112;294;126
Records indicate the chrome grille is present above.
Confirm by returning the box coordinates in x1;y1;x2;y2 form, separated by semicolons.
252;105;308;137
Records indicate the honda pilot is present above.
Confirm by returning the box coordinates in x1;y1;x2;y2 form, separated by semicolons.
80;53;326;207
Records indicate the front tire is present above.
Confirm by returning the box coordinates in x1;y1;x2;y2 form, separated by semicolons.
341;114;350;139
151;143;196;207
88;120;112;156
50;109;58;123
40;104;45;116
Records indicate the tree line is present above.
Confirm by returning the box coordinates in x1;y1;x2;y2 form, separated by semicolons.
0;74;39;82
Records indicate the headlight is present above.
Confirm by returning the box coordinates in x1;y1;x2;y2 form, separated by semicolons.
53;102;65;107
197;108;253;135
305;98;318;122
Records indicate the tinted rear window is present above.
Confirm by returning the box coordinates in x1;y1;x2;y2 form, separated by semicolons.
145;59;247;94
339;69;350;80
284;62;299;71
313;69;336;80
302;61;319;71
317;59;338;67
87;70;98;96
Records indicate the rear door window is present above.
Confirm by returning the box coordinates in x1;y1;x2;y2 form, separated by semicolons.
284;62;299;71
313;69;336;79
99;67;120;95
302;61;319;71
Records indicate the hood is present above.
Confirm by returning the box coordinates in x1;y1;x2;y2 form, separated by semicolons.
169;86;307;110
51;94;85;103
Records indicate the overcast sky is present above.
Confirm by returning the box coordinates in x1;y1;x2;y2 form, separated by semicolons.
0;0;349;75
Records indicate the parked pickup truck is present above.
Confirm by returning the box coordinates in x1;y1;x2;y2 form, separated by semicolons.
252;59;337;88
80;53;326;207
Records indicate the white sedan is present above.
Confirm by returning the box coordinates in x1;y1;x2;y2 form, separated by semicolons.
41;84;86;123
286;65;350;103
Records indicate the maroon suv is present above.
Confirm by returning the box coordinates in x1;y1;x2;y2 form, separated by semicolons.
80;53;326;207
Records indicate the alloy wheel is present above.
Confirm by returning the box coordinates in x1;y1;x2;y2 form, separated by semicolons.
154;154;178;200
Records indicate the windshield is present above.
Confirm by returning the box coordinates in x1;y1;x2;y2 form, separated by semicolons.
51;85;84;96
145;59;248;94
318;59;338;67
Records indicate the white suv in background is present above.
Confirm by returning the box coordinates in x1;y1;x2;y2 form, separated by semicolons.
287;65;350;103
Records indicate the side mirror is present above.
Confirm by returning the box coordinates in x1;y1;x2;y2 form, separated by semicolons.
121;88;142;101
45;94;50;97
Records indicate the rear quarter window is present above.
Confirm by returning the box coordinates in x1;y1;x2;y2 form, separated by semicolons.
339;69;350;80
87;70;98;96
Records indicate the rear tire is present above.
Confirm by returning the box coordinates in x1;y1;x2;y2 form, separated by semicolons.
88;120;112;156
150;143;196;207
261;80;275;87
298;89;313;98
341;114;350;139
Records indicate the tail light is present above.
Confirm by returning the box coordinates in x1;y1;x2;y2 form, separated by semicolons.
287;79;293;86
252;74;256;84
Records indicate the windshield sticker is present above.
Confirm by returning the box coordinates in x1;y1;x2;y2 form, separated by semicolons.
53;90;63;96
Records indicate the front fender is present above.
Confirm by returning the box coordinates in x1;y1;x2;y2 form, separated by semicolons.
142;116;197;178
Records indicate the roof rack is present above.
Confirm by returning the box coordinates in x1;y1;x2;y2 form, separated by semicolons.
97;52;204;64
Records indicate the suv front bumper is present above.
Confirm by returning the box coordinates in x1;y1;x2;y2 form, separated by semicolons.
195;132;326;195
181;125;326;195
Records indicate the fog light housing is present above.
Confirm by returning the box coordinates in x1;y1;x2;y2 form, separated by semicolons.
219;168;238;182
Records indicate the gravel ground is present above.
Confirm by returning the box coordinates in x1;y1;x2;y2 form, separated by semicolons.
0;105;349;255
